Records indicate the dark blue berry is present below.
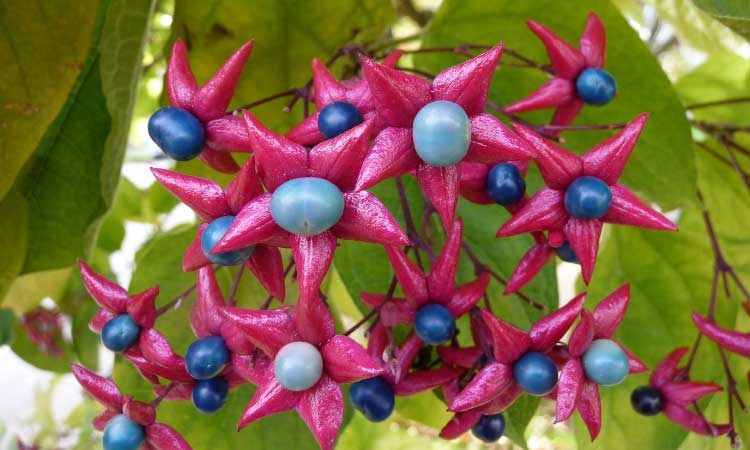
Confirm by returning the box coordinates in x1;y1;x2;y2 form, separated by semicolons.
185;336;230;380
414;303;456;346
555;242;579;264
201;216;255;266
631;386;664;416
349;377;395;422
192;376;229;413
564;176;612;219
486;163;525;205
148;107;205;161
575;68;617;106
317;102;363;139
513;351;558;396
471;413;506;443
101;315;141;352
103;415;145;450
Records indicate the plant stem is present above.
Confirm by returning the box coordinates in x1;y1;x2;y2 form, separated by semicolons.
260;260;295;309
343;276;398;336
686;97;750;110
226;268;244;306
151;382;176;407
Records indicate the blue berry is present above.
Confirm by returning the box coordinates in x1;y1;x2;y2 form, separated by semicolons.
486;163;525;205
270;177;345;236
564;176;612;219
631;386;664;416
185;336;230;380
513;352;558;396
101;315;141;352
412;100;471;167
582;339;629;386
274;341;324;391
555;241;579;264
148;107;205;161
349;377;395;422
317;102;363;139
201;216;255;266
471;413;506;443
192;376;229;413
414;303;456;346
575;68;617;106
103;415;145;450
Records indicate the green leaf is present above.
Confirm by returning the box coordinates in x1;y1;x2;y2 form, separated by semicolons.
693;0;750;40
0;308;13;346
417;0;696;210
0;189;28;302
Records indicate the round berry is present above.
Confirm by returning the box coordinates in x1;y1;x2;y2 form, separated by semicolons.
631;386;664;416
274;341;324;391
201;216;255;266
564;176;612;219
412;100;471;167
513;351;558;396
185;336;230;380
147;107;205;161
270;177;345;236
103;415;145;450
575;68;617;106
582;339;630;386
471;413;506;443
555;241;579;264
317;102;363;139
101;315;141;352
349;376;395;422
486;163;526;205
414;303;456;346
192;376;229;413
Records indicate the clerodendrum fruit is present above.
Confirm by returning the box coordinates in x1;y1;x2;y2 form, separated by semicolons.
413;303;456;346
185;336;230;380
101;315;141;352
471;413;506;443
318;102;363;139
412;100;471;167
274;341;324;391
148;107;205;161
582;339;630;386
631;386;664;416
270;177;345;236
564;176;612;219
555;241;579;264
513;351;558;396
349;376;395;422
575;68;617;106
201;216;255;266
486;163;525;205
192;376;229;413
103;415;145;450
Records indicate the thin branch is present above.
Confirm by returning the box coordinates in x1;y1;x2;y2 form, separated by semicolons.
395;176;434;268
686;97;750;110
226;268;244;306
344;276;398;336
151;383;176;407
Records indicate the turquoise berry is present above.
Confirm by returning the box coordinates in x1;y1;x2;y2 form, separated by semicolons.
513;352;558;396
101;315;141;352
471;413;506;443
318;102;363;139
564;176;612;219
414;303;456;346
486;163;525;205
555;241;579;264
192;376;229;413
274;341;324;391
201;216;255;266
349;376;395;422
270;177;345;236
582;339;630;386
575;68;617;106
102;415;145;450
185;336;230;380
147;107;205;161
412;100;471;167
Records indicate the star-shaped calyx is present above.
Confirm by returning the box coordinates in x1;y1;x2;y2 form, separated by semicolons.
355;45;536;228
72;365;194;450
498;114;676;283
222;296;383;450
286;51;403;146
505;13;614;132
692;312;750;357
151;158;285;300
155;40;254;172
555;285;648;439
209;113;409;304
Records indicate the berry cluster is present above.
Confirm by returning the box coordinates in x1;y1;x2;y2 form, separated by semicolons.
72;12;737;450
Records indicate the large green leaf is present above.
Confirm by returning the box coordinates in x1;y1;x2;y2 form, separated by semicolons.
693;0;750;40
417;0;696;210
